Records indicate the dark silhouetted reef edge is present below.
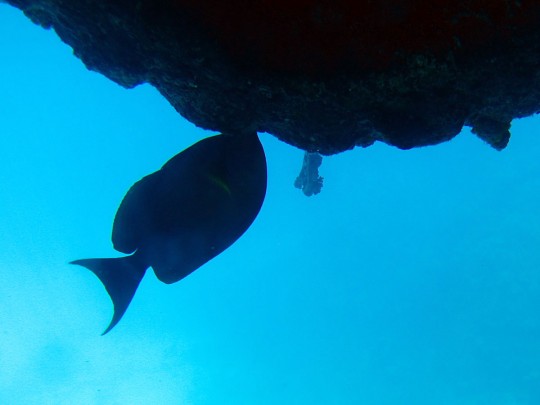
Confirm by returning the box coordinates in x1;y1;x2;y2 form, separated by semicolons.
6;0;540;154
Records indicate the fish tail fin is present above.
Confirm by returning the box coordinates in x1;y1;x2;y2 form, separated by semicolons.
70;253;148;335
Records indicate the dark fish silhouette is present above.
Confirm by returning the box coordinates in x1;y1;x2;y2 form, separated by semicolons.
72;133;267;334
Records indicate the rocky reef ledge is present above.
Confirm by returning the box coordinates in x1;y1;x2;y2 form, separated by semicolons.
6;0;540;154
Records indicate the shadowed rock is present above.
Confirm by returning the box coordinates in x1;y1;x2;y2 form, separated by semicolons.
5;1;540;154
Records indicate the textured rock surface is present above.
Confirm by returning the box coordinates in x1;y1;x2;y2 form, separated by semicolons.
5;0;540;154
294;152;324;196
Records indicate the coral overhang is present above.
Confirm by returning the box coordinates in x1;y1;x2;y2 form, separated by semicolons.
5;0;540;154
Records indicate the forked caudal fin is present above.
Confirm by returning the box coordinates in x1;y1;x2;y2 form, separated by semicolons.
70;252;148;335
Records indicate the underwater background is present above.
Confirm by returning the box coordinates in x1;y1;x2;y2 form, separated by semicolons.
1;5;540;405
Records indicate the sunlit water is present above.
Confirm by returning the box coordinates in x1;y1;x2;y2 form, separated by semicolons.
1;5;539;405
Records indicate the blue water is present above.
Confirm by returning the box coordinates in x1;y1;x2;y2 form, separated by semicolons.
1;5;540;405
